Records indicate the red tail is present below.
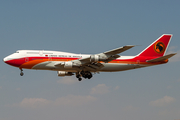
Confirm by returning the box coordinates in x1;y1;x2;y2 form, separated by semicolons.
137;34;172;57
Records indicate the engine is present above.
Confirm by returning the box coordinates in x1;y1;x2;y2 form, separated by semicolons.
57;71;74;76
90;54;108;62
90;55;99;62
64;61;73;68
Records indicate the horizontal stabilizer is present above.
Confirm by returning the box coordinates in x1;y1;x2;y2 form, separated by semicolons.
147;53;176;63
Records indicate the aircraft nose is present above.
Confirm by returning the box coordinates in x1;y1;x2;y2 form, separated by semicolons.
3;57;8;62
3;56;11;63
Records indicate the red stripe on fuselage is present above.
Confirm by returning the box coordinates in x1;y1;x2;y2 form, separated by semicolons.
5;56;168;69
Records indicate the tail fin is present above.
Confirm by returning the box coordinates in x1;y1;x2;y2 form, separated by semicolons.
137;34;172;57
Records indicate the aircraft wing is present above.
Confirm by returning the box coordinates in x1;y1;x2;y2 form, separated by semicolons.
76;45;135;64
55;45;135;71
103;45;135;56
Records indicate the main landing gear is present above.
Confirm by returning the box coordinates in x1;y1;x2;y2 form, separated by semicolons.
20;68;24;76
76;71;93;81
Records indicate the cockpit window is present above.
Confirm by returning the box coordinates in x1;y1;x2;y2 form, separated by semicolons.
16;51;19;53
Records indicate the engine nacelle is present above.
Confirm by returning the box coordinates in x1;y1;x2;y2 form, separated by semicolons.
57;71;74;76
90;55;99;62
90;54;108;62
64;61;73;68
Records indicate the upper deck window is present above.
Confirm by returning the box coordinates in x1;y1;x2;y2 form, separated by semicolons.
27;52;39;54
43;53;53;54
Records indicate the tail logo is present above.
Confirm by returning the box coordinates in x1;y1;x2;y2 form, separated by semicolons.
154;42;165;54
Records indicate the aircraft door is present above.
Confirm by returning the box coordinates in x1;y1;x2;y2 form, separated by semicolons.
49;57;52;61
136;60;140;64
25;57;29;62
39;51;43;56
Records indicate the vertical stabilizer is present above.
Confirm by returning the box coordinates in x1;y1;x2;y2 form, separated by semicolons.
137;34;172;57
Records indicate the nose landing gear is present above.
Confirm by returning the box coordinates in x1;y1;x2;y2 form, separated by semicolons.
20;69;24;76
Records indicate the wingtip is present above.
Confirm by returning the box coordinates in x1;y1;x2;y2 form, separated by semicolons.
171;53;177;55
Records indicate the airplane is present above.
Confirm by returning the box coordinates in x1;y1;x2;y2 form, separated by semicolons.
3;34;176;81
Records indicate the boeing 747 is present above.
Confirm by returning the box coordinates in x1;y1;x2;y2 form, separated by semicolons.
3;34;176;81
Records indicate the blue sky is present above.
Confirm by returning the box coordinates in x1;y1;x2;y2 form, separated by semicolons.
0;1;180;120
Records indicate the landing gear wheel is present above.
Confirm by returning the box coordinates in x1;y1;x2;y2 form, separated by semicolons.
20;72;24;76
19;68;24;76
78;78;82;81
76;74;80;78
